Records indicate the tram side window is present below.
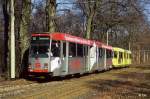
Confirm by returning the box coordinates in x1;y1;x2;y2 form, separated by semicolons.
126;53;128;59
129;54;132;59
106;50;112;58
77;44;83;57
51;41;60;57
63;42;66;57
83;45;88;56
110;50;113;58
124;53;126;59
114;51;118;58
69;43;76;57
119;52;123;59
99;48;104;58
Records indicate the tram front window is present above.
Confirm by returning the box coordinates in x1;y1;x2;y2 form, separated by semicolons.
31;45;49;58
30;36;50;58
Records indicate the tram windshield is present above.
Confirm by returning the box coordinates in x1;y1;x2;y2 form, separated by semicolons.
30;36;50;58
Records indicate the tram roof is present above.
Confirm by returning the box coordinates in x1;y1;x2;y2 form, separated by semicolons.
32;32;112;50
125;50;131;53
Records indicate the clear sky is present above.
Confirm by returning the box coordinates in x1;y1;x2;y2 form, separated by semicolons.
144;4;150;23
32;0;150;23
32;0;74;13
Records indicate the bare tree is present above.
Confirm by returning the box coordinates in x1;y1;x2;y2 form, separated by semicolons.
2;0;10;79
77;0;99;39
31;1;46;32
14;0;31;78
45;0;56;32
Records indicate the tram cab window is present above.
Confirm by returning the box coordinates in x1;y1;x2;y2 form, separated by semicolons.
30;36;50;58
31;45;49;58
51;41;60;57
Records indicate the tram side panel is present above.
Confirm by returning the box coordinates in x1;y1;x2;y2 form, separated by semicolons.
106;49;113;69
112;48;124;67
67;43;86;75
97;48;105;71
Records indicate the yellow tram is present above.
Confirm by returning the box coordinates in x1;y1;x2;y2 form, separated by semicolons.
112;47;131;67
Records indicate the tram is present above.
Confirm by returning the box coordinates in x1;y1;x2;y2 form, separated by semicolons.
112;47;132;67
28;32;131;77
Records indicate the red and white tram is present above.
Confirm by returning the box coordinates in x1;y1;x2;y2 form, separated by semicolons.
28;32;112;77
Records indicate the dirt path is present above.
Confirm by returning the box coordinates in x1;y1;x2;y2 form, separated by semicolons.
0;65;150;99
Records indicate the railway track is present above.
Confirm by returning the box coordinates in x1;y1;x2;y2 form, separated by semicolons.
0;65;150;99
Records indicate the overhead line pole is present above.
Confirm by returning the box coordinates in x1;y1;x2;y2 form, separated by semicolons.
104;29;111;69
10;0;15;78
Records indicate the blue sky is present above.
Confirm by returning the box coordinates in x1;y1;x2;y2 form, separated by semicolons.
144;4;150;22
32;0;150;23
32;0;74;14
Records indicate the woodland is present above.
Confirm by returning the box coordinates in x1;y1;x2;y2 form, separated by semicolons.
0;0;150;79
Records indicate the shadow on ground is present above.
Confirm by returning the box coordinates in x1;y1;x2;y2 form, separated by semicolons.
25;73;92;83
87;79;150;98
87;65;150;99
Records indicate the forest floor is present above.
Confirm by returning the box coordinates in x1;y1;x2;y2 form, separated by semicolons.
0;64;150;99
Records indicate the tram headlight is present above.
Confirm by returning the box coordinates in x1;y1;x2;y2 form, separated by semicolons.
44;63;48;69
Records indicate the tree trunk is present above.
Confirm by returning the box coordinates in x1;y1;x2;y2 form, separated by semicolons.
45;0;56;32
16;0;31;78
85;0;98;39
86;12;94;39
2;0;11;79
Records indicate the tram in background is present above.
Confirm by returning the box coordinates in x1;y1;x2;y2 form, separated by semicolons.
28;32;131;77
112;47;132;68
